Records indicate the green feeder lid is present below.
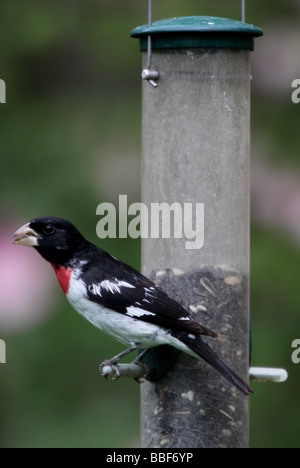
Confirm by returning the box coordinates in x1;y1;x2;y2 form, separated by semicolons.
131;16;263;51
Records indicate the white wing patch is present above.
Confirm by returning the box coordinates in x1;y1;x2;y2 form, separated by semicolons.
88;283;102;296
144;286;156;298
126;306;156;318
88;279;135;297
188;333;196;340
100;280;121;294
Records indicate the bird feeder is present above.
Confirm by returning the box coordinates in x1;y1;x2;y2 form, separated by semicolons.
131;16;263;449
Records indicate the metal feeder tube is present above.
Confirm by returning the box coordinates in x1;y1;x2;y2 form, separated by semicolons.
132;16;263;449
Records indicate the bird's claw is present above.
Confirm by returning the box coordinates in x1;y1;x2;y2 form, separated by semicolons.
131;358;150;383
99;361;121;381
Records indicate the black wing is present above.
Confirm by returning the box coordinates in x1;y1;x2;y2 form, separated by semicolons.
82;251;216;338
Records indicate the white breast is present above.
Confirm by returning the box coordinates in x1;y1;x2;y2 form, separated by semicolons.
66;270;196;356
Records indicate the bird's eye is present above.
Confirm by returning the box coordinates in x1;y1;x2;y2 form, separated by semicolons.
43;225;55;235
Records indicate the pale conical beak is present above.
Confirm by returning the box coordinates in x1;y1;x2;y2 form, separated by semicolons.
12;223;40;247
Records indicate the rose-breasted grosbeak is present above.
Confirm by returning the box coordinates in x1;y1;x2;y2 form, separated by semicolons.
13;217;252;395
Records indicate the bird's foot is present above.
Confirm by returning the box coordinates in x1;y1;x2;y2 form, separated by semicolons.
131;349;150;383
132;348;149;365
99;344;138;381
99;360;121;381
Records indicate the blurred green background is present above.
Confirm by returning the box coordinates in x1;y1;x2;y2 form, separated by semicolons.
0;0;299;448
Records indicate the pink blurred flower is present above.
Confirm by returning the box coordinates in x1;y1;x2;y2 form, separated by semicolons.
0;224;57;332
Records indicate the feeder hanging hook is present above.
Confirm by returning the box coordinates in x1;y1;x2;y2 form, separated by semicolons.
142;0;160;88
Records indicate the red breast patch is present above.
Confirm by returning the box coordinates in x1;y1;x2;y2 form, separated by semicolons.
51;263;73;295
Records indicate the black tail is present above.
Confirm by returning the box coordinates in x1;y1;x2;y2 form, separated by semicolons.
179;333;253;395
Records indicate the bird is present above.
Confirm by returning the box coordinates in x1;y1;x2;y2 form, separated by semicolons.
13;216;253;395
